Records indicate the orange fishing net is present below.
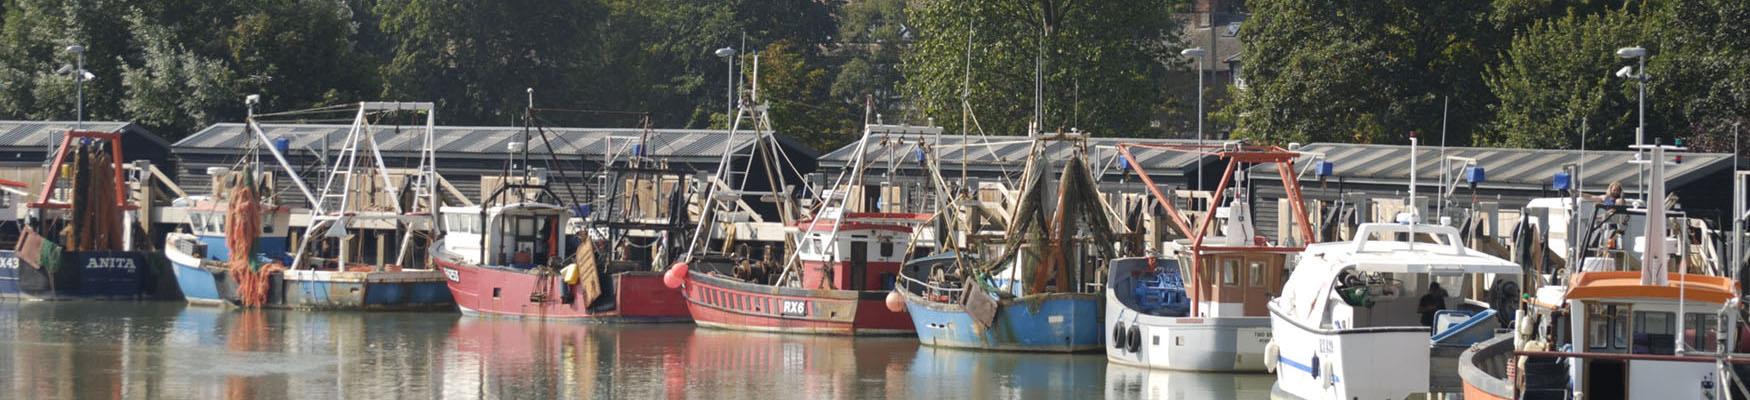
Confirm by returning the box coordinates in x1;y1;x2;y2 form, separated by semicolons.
226;173;284;307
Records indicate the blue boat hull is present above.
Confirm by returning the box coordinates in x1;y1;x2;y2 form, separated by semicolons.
169;234;451;310
0;250;151;300
168;255;232;306
902;291;1104;352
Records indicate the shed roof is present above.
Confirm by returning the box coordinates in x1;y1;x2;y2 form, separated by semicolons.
1253;142;1733;193
174;123;818;164
0;120;156;149
816;127;1214;175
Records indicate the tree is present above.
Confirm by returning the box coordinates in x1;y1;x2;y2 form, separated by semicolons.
1229;0;1499;145
375;0;603;125
903;0;1183;137
119;12;238;139
1480;7;1647;149
831;0;908;117
757;40;853;152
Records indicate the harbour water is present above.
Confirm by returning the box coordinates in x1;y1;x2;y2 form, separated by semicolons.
0;301;1272;399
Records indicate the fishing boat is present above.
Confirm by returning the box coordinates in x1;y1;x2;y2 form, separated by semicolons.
434;113;688;322
1460;143;1747;400
0;129;153;300
277;102;452;309
894;132;1132;352
669;120;928;335
1269;135;1525;399
1105;144;1313;372
163;176;293;306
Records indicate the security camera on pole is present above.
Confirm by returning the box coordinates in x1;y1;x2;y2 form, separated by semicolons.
1615;46;1648;203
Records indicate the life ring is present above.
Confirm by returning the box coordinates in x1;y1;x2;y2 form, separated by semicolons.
1113;322;1127;349
1263;341;1280;373
1126;325;1142;353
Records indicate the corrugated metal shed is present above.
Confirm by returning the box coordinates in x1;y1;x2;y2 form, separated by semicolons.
0;120;173;164
816;129;1215;178
1252;143;1732;193
175;123;817;164
1245;142;1739;236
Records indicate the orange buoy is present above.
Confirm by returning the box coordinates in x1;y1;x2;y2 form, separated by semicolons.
884;290;906;312
663;262;689;289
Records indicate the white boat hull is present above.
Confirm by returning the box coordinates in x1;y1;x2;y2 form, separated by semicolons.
1106;289;1271;372
1267;301;1431;400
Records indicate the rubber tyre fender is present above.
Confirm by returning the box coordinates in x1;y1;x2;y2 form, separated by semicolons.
1126;324;1142;353
1113;322;1127;349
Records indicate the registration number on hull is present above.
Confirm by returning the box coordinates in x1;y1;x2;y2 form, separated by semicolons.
781;300;807;317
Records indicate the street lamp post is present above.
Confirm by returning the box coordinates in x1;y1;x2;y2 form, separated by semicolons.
1182;47;1208;192
715;47;738;126
1616;46;1647;202
68;45;84;129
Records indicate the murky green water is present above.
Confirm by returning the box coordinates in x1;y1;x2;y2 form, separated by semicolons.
0;301;1272;399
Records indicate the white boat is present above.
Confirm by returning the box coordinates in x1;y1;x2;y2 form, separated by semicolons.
1105;143;1311;372
1267;222;1522;399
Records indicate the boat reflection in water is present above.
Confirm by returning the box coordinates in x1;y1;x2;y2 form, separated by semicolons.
1;302;1273;398
1104;363;1274;399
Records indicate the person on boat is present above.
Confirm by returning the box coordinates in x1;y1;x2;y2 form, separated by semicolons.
1589;181;1624;206
1418;282;1449;326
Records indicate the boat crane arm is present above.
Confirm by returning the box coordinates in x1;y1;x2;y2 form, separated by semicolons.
247;118;317;206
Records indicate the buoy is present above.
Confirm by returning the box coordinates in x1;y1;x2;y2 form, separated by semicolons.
885;291;906;312
663;262;689;289
1263;341;1280;373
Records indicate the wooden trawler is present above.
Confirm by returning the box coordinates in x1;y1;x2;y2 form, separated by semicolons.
666;106;923;335
1461;144;1749;400
895;131;1133;352
1105;143;1314;372
434;111;688;321
0;129;154;300
168;102;452;309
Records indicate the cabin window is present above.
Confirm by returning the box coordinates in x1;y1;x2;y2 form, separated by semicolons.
1248;261;1265;287
262;214;274;234
1221;260;1239;286
191;214;206;233
880;241;895;258
216;214;226;232
1632;311;1676;355
1587;304;1630;351
1686;313;1720;352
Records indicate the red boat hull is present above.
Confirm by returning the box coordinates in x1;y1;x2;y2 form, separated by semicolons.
682;271;912;335
436;257;690;322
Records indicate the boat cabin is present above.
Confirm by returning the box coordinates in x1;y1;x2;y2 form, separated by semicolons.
440;204;573;268
177;196;292;262
1277;223;1521;331
794;212;928;291
1543;271;1738;399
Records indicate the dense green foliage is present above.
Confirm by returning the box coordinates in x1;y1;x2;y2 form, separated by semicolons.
0;0;1743;154
903;0;1184;137
1232;0;1749;152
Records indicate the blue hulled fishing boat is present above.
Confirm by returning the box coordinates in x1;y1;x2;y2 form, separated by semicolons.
893;133;1132;352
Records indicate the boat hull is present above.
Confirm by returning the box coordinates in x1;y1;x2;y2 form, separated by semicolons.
1268;301;1433;400
683;271;912;335
169;245;452;309
436;257;688;322
1105;289;1270;372
0;250;151;300
901;290;1103;352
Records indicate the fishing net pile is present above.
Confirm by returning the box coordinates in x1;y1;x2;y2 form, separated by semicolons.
226;172;284;307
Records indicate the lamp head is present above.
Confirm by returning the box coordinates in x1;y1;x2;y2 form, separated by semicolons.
1181;47;1207;58
1615;47;1646;59
714;47;737;59
64;45;84;55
